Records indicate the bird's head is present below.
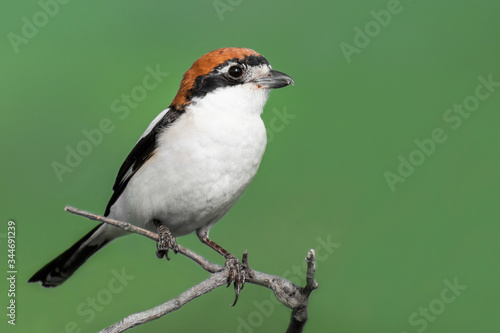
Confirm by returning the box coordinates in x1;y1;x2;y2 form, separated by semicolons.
170;47;294;114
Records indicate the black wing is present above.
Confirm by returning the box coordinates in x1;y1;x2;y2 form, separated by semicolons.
104;108;183;216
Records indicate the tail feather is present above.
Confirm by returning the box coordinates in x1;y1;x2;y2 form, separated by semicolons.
28;224;113;287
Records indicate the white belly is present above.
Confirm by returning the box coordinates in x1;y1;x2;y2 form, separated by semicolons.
117;107;267;236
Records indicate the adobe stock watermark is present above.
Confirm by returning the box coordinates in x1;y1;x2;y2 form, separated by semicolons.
213;0;243;21
339;0;417;64
228;235;340;333
401;277;467;333
384;73;499;192
57;267;135;333
266;106;296;144
7;0;72;54
51;65;169;182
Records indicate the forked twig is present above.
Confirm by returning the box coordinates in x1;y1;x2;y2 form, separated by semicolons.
64;206;318;333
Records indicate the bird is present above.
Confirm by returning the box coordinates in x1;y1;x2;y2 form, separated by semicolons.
28;47;294;294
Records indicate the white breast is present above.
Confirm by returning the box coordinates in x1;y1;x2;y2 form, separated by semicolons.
118;84;269;236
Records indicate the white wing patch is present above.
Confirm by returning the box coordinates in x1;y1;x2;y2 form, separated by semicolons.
138;108;170;142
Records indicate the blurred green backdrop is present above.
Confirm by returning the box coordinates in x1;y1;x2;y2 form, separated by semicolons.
2;0;500;332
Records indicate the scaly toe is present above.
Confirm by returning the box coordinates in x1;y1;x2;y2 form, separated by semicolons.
225;256;248;306
156;224;177;261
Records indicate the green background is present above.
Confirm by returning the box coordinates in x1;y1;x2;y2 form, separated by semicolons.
2;0;499;332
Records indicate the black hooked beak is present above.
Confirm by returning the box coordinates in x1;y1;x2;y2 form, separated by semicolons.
253;70;295;89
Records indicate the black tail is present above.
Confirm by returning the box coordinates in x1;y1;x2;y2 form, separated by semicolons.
28;224;112;287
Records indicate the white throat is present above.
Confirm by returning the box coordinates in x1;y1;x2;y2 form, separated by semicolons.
190;84;270;117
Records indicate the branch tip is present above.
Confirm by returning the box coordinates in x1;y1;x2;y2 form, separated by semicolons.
305;249;318;292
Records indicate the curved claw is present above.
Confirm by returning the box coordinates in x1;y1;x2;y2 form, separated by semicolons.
225;256;248;306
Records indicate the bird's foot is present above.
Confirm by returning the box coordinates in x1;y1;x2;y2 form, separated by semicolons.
155;225;179;260
226;251;252;306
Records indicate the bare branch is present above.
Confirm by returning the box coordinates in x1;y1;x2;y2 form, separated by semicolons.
64;206;318;333
286;250;319;333
65;206;159;240
100;271;228;333
305;249;319;292
65;206;223;273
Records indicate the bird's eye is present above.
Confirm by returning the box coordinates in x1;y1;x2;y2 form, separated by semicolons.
228;65;243;79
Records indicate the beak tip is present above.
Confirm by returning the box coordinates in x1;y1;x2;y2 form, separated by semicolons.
254;70;295;89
